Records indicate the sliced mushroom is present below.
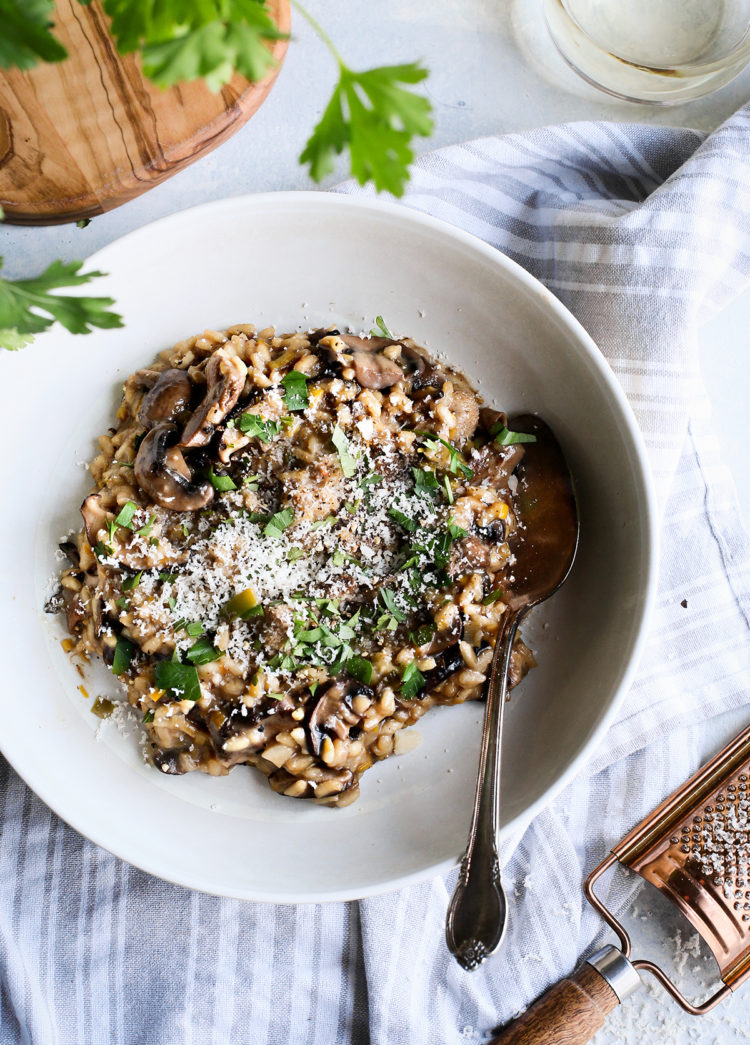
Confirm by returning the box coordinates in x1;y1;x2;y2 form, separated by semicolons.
80;493;108;546
416;607;463;657
470;442;525;491
306;677;372;756
449;388;480;443
399;342;443;390
337;334;404;390
421;642;465;692
138;369;192;427
217;427;250;464
180;348;248;448
134;423;214;512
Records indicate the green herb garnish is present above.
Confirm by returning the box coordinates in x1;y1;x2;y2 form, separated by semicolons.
412;467;440;497
135;514;156;537
388;507;418;532
121;571;142;592
332;424;358;478
400;660;425;700
114;501;138;528
410;623;436;647
0;257;123;353
379;588;406;623
142;709;155;723
112;636;134;676
287;547;304;562
238;413;282;442
491;423;537;446
263;507;294;539
347;655;373;686
417;431;474;479
208;467;237;492
447;518;467;540
281;370;309;411
185;636;223;665
370;315;394;338
154;661;201;702
482;588;504;606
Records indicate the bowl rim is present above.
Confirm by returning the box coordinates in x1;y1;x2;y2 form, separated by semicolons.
3;190;659;901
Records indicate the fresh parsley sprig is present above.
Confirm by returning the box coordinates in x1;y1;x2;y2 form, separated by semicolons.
0;257;123;352
2;1;432;198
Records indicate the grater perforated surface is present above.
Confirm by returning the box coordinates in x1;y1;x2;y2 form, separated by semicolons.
611;725;750;991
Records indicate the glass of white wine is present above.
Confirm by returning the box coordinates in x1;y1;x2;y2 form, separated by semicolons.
544;0;750;102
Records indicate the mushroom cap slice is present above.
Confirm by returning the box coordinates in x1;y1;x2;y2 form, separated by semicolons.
80;493;108;546
134;422;214;512
337;334;404;390
138;369;192;427
306;677;372;756
180;348;248;448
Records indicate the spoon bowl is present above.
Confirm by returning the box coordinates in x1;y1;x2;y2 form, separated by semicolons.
445;414;579;970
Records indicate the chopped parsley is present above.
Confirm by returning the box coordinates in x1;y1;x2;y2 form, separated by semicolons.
281;370;309;411
287;547;304;562
238;413;282;442
135;514;156;537
112;635;134;676
311;515;336;531
208;467;237;492
347;655;373;686
154;661;201;702
121;571;142;592
379;588;406;623
410;622;436;647
416;431;474;479
447;518;467;540
185;636;223;665
332;424;358;478
114;501;138;528
400;660;425;700
142;709;155;724
482;588;504;606
412;467;440;497
370;315;394;338
263;507;294;539
388;507;418;532
491;422;537;446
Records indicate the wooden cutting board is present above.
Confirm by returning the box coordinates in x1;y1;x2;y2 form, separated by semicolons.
0;0;290;225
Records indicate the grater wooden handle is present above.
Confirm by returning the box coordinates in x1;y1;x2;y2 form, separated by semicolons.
489;963;619;1045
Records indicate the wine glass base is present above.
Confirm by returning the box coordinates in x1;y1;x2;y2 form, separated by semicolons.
543;0;750;104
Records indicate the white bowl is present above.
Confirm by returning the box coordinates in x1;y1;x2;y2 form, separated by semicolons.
0;192;657;902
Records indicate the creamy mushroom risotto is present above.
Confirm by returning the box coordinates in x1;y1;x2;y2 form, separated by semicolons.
55;323;536;806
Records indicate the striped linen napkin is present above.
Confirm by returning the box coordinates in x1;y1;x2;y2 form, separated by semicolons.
2;106;750;1045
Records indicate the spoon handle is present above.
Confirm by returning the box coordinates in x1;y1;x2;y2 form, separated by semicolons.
445;610;522;970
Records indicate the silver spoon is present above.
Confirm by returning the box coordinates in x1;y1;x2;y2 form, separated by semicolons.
445;414;579;971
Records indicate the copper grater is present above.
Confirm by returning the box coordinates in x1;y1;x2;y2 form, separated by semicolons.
491;723;750;1045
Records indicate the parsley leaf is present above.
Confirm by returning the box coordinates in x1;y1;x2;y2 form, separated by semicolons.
238;413;281;442
379;588;406;623
208;466;237;492
482;587;505;605
263;507;294;539
300;62;433;197
121;571;142;592
412;467;440;498
370;315;394;338
102;0;287;92
347;655;373;686
416;431;474;479
135;514;156;537
154;660;201;702
491;422;538;446
0;257;123;352
388;507;418;532
185;636;223;665
0;0;67;72
112;636;134;677
332;424;358;478
114;501;138;528
400;660;425;700
281;369;309;411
